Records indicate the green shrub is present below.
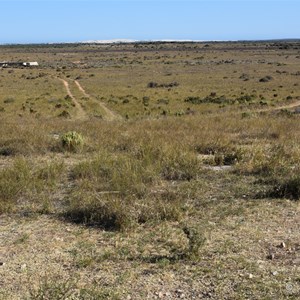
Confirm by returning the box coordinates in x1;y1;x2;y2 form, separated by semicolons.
61;131;84;152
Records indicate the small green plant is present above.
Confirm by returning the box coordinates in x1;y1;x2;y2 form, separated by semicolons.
61;131;84;152
183;226;206;259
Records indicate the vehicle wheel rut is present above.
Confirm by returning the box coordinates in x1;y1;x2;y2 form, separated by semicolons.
74;80;122;121
59;78;88;121
257;100;300;113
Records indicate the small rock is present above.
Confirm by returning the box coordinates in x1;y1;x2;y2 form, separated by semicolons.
249;273;254;279
175;289;185;298
267;253;275;260
158;292;163;299
272;271;278;276
293;258;300;265
126;295;132;300
0;262;5;266
279;242;286;248
165;292;171;297
20;264;27;271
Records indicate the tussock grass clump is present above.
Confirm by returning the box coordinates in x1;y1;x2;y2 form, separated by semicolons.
0;158;32;213
137;192;184;224
66;148;196;230
65;191;184;231
0;158;65;213
65;194;136;231
194;138;232;156
236;144;300;176
0;138;38;157
71;152;157;197
0;121;54;156
269;175;300;200
214;148;243;166
28;275;78;300
160;149;200;180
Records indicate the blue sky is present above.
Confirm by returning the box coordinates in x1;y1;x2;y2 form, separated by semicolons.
0;0;299;43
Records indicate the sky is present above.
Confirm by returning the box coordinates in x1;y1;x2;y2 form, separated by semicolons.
0;0;299;44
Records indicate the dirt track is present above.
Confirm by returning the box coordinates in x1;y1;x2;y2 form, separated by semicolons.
74;80;122;121
59;78;88;121
61;77;300;120
258;100;300;113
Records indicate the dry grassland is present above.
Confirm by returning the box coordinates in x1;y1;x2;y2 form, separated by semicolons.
0;41;300;299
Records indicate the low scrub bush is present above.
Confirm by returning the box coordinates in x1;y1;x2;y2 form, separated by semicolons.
185;95;232;105
185;93;255;105
3;97;15;104
147;81;179;88
58;110;71;118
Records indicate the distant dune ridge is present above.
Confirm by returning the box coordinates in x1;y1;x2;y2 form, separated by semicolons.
80;39;204;44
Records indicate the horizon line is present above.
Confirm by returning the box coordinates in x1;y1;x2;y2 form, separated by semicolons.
1;38;300;45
